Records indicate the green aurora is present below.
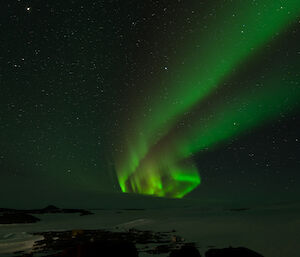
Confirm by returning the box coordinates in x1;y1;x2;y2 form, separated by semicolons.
116;0;300;198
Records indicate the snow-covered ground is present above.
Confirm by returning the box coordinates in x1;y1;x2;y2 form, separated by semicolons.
0;201;299;257
0;232;43;255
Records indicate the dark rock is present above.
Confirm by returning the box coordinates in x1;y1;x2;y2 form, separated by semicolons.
46;207;93;216
1;205;93;216
205;247;264;257
169;245;201;257
47;240;138;257
228;208;250;212
66;209;90;216
0;208;15;213
0;212;40;224
123;208;145;211
41;205;61;213
25;228;182;256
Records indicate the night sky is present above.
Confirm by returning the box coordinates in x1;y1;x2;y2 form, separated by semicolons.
1;0;299;208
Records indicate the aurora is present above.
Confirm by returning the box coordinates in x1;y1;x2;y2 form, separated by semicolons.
116;0;300;198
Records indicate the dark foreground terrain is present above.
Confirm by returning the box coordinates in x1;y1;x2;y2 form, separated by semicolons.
12;229;264;257
0;206;267;256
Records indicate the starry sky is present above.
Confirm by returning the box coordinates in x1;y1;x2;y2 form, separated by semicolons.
0;0;299;208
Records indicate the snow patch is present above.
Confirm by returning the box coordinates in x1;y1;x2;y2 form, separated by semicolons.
0;232;43;255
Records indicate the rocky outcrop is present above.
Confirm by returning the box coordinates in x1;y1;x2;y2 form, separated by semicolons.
30;205;93;216
0;212;40;224
0;205;93;224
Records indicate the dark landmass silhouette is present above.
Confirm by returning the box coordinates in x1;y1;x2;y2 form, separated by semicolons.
0;205;93;224
0;212;40;224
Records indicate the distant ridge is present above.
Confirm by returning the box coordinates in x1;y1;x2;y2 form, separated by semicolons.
0;205;93;224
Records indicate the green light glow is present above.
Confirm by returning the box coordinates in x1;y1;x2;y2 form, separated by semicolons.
116;1;300;198
122;159;201;198
120;73;300;198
